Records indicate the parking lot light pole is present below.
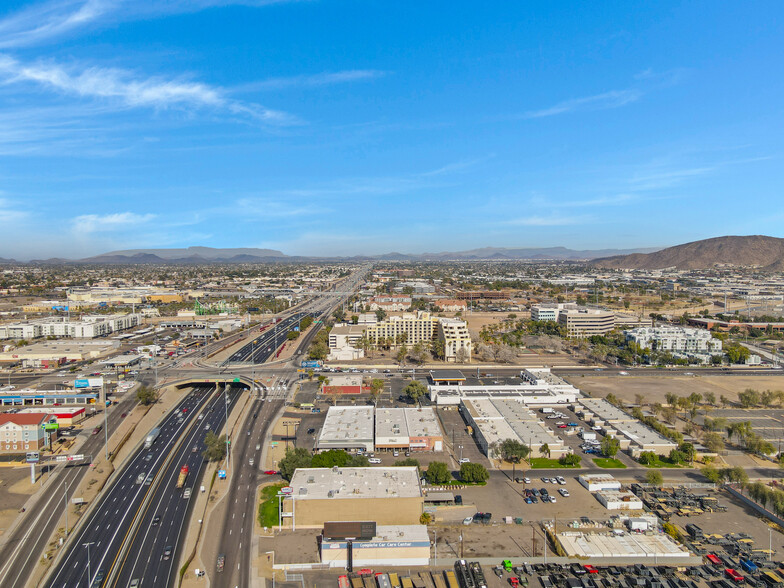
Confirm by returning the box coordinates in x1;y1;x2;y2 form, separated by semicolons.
225;387;230;471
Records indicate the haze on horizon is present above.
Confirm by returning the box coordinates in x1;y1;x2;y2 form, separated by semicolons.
0;0;782;261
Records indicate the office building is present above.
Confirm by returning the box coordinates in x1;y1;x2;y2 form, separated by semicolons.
557;308;615;338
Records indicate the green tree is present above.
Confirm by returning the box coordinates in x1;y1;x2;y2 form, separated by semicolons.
395;344;408;365
678;442;696;463
540;443;551;458
369;378;385;405
725;343;751;364
394;458;420;468
702;464;721;483
202;431;227;462
498;438;530;463
403;380;428;405
311;449;352;468
703;432;725;454
136;385;158;405
309;341;328;361
646;470;664;485
601;436;620;458
278;447;312;481
638;451;657;466
459;462;489;483
704;392;716;406
738;388;761;408
559;453;581;467
431;338;445;360
424;461;451;484
668;449;687;465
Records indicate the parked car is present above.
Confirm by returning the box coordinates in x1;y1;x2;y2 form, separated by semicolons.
368;458;382;464
459;458;470;463
463;516;473;525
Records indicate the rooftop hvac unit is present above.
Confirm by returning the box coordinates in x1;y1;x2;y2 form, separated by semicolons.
307;477;315;483
328;490;335;498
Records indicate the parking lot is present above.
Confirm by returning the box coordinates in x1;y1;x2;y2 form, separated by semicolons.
699;408;784;446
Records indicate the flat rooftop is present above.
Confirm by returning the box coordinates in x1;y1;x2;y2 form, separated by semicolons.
404;407;442;438
578;397;636;423
429;369;466;382
317;406;374;445
289;467;421;500
557;531;690;558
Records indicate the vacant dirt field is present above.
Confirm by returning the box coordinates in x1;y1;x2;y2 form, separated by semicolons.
566;374;784;405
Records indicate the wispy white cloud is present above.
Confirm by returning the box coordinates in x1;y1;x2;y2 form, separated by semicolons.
503;214;591;227
530;193;637;208
235;197;327;218
0;0;305;48
0;197;29;225
234;70;387;93
522;89;643;119
0;54;295;124
71;211;156;233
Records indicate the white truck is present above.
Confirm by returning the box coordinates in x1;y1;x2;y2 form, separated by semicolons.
540;407;554;414
144;427;161;449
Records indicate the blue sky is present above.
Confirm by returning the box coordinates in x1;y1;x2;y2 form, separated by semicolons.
0;0;783;260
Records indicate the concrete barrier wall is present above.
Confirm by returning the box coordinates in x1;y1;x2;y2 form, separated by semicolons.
725;485;784;527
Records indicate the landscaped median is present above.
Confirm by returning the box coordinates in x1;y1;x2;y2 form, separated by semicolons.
592;457;627;469
529;458;580;469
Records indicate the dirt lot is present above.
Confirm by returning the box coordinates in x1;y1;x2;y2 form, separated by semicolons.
567;374;784;405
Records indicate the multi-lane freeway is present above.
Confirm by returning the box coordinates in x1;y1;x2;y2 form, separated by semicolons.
110;386;241;588
46;384;218;588
223;311;312;365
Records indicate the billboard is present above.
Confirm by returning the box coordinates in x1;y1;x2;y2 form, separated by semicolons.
51;306;69;311
26;451;39;463
74;378;103;389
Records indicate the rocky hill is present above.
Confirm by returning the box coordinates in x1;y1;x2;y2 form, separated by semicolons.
592;235;784;270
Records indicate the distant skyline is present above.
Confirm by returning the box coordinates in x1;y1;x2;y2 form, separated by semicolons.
0;1;783;260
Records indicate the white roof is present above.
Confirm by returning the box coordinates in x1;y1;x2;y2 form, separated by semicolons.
288;467;421;500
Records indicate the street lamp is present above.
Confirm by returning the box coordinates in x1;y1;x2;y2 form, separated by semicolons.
224;387;230;470
83;541;95;586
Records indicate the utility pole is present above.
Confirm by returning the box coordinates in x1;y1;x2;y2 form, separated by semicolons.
103;379;109;459
63;481;70;536
224;386;230;471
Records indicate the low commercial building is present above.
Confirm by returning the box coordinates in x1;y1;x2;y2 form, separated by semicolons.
0;340;118;368
0;390;99;407
461;398;567;459
429;368;580;406
283;467;423;529
594;489;644;511
319;524;429;568
99;353;144;369
577;398;677;457
530;303;578;322
368;296;412;312
578;474;622;492
556;530;692;561
558;308;615;338
316;406;375;452
433;299;467;312
0;413;50;453
375;408;443;452
19;407;86;426
320;374;364;395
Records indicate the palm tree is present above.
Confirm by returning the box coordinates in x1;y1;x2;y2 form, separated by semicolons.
540;443;551;459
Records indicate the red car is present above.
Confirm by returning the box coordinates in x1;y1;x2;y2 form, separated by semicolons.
558;424;567;428
584;565;599;574
263;470;279;475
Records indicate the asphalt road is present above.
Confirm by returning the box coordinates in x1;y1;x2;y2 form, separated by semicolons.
0;385;147;588
224;311;312;364
209;386;288;588
46;384;216;588
111;386;242;588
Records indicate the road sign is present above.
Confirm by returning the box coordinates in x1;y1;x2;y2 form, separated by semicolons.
233;377;241;383
218;469;227;479
55;454;84;462
44;422;60;431
26;451;39;463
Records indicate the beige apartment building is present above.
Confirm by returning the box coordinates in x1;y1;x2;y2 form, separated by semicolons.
557;308;615;338
363;311;472;362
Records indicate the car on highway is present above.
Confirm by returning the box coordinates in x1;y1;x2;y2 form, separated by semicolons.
91;569;105;587
256;443;261;450
184;488;192;498
144;453;153;461
217;554;225;572
121;412;127;418
92;426;102;435
152;515;161;525
136;473;146;484
163;545;173;560
129;580;140;588
192;446;198;453
248;458;254;466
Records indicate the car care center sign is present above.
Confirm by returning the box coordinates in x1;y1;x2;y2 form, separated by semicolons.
74;378;104;388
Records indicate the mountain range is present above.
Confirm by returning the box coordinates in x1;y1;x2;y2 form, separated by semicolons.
592;235;784;270
1;245;659;264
